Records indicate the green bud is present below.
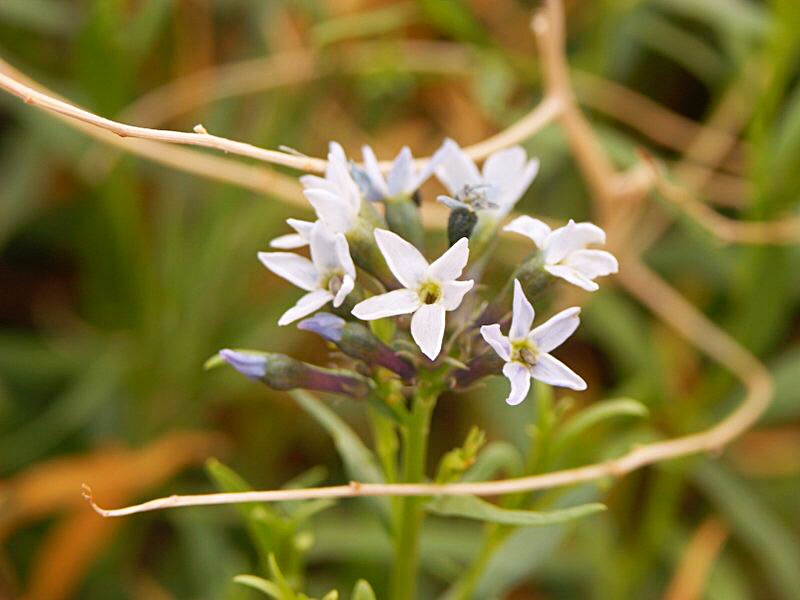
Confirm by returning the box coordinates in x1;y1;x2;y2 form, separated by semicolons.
346;218;395;287
436;426;487;483
385;194;425;250
514;250;552;301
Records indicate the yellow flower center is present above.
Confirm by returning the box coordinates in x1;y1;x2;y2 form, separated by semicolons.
418;281;442;305
511;339;539;367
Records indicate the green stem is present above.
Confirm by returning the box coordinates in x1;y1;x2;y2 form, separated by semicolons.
451;383;555;599
389;382;438;600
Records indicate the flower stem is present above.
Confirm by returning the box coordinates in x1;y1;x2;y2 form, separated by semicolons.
389;380;439;600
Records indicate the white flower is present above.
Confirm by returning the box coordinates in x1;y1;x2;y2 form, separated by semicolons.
434;138;540;218
359;145;436;201
258;222;356;326
481;280;586;405
300;142;362;234
269;218;315;249
504;216;618;292
351;229;474;360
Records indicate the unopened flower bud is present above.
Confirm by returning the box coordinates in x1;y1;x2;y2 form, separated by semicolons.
385;194;425;250
346;218;395;287
219;349;371;398
299;314;416;382
450;350;505;390
447;207;478;247
514;250;553;300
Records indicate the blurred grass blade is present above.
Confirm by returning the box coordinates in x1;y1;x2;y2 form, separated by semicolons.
427;495;605;526
694;460;800;600
312;3;416;47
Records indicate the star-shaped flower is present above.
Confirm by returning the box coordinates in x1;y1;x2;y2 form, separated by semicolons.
504;216;618;292
258;222;356;326
358;145;436;201
434;138;540;219
351;229;474;360
300;142;362;234
481;280;586;405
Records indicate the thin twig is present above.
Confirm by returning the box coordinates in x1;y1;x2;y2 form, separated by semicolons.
0;50;561;175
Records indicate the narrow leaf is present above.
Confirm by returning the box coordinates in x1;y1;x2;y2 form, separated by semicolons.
427;495;605;526
233;575;282;599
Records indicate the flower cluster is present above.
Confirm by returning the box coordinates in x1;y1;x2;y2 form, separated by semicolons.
220;139;618;405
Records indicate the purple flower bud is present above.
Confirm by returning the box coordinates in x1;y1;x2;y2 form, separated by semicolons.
219;348;370;398
219;349;268;380
300;313;416;383
298;313;345;342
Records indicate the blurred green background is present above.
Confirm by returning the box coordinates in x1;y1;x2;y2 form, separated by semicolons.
2;0;800;598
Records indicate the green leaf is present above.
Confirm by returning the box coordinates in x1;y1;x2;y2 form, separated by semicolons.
233;575;282;599
290;391;385;485
350;579;377;600
758;348;800;424
426;495;605;526
205;459;283;567
694;461;800;600
552;398;649;456
290;391;390;521
461;441;524;482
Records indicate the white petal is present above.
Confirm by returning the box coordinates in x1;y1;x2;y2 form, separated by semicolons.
531;353;586;390
270;233;307;249
352;289;420;320
441;279;474;310
544;264;600;292
503;216;551;249
334;234;356;279
300;174;335;192
562;249;618;279
480;324;511;361
387;146;414;197
270;218;315;249
361;145;389;199
409;152;439;193
374;228;429;288
327;146;361;214
288;218;315;238
427;237;470;282
482;146;527;185
433;138;481;195
529;307;581;353
333;274;355;307
410;303;446;360
258;252;319;292
304;188;353;233
278;289;333;326
494;158;540;217
309;222;342;273
502;362;531;406
544;220;607;264
510;279;535;340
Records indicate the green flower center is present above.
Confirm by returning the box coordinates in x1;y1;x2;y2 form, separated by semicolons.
511;339;540;367
418;281;442;305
